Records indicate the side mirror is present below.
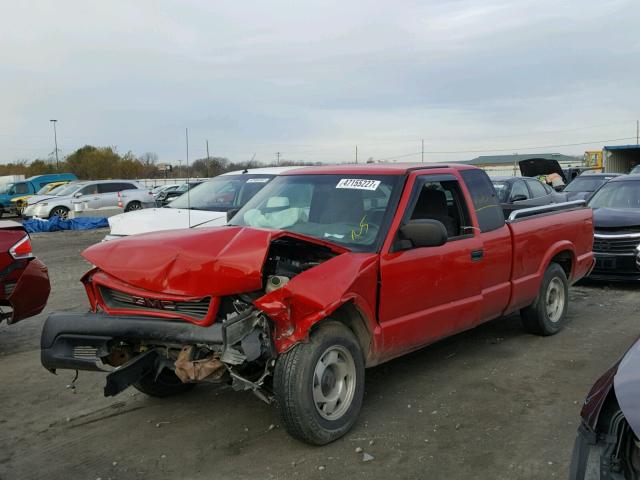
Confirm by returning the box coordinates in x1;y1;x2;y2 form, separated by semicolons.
73;192;82;198
398;219;448;249
227;208;240;222
510;194;527;202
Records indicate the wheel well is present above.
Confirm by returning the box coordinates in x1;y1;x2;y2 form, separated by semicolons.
312;302;372;360
550;250;573;278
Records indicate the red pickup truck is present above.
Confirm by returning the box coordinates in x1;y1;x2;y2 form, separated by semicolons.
41;164;594;444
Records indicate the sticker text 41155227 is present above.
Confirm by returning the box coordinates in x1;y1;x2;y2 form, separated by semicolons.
335;179;381;191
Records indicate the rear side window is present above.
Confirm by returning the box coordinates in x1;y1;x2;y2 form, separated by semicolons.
98;183;137;193
526;179;549;198
460;169;505;232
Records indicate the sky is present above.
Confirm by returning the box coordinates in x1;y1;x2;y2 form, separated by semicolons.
1;0;639;165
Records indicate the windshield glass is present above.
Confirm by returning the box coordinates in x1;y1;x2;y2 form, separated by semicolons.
564;177;611;192
38;184;65;195
55;183;85;196
492;182;509;203
169;175;273;211
229;174;399;251
588;181;640;209
0;183;15;194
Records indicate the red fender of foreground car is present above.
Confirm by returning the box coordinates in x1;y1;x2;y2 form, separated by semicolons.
0;221;50;324
40;164;594;445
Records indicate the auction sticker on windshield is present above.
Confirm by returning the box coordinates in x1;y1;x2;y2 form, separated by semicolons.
246;178;270;183
336;179;381;190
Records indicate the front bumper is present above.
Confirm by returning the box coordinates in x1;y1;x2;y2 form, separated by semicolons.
41;312;223;373
589;253;640;281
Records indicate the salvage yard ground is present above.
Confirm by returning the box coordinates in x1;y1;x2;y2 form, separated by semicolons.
1;229;638;480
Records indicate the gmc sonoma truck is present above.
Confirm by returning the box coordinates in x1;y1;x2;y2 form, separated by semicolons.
41;164;594;444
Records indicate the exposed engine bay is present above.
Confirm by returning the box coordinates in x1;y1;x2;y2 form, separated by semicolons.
95;236;341;402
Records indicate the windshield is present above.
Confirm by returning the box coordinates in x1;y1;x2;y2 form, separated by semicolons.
229;174;400;251
55;183;85;196
564;176;612;192
169;175;273;211
588;181;640;209
0;183;15;194
39;184;65;195
492;182;509;203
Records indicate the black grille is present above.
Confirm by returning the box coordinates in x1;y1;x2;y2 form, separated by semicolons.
593;235;640;255
99;286;211;320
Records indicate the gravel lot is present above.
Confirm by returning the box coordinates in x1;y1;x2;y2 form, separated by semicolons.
1;228;638;480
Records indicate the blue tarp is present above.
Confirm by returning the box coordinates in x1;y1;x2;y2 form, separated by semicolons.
23;216;109;233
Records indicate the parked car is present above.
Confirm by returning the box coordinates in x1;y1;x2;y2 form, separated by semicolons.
23;180;155;220
630;165;640;174
0;221;50;325
41;164;594;444
492;176;566;217
10;181;71;216
156;181;203;206
151;184;180;198
0;173;77;217
587;175;640;281
105;167;299;240
569;335;640;479
563;173;620;202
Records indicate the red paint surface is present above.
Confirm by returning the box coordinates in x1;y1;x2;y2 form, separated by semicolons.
80;165;594;365
0;222;50;323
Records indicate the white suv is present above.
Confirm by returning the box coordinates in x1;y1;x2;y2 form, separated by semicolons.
105;167;300;240
23;180;154;219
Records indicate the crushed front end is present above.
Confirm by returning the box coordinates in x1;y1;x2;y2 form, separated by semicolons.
40;226;345;401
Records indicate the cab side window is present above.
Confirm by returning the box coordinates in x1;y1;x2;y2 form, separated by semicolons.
407;178;471;239
460;169;505;232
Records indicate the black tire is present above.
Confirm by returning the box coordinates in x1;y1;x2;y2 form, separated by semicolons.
273;321;365;445
49;206;69;219
124;201;142;212
521;262;569;336
133;369;196;398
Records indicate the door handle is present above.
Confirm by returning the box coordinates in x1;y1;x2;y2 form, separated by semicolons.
471;249;484;261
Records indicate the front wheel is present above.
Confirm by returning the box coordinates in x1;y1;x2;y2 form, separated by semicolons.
273;321;365;445
125;201;142;212
521;262;569;336
133;369;196;398
49;206;69;219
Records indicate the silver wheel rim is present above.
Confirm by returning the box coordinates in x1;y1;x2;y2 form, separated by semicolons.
546;277;565;323
53;209;68;219
312;345;356;420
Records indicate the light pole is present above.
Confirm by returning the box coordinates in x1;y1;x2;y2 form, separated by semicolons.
49;119;59;169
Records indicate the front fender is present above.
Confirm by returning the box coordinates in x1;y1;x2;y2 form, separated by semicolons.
253;253;379;353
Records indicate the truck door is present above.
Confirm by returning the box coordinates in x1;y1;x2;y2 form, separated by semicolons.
378;173;483;355
459;169;512;322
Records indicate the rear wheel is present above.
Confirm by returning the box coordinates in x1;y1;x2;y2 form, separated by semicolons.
49;206;69;219
521;262;569;336
133;369;195;398
273;321;365;445
125;201;142;212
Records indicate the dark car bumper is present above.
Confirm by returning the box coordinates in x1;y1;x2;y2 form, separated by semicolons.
568;422;598;480
41;312;223;373
589;253;640;281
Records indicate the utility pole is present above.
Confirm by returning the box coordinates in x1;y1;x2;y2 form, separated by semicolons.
206;139;210;177
355;145;358;164
50;119;59;169
421;139;424;163
276;152;281;165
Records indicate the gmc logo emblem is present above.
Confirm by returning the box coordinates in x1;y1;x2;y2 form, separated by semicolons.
130;296;176;310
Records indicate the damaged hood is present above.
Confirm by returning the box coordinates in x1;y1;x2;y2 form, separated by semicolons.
82;226;347;297
615;337;640;436
519;159;567;183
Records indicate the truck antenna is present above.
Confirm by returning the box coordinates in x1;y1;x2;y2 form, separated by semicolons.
185;128;191;228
